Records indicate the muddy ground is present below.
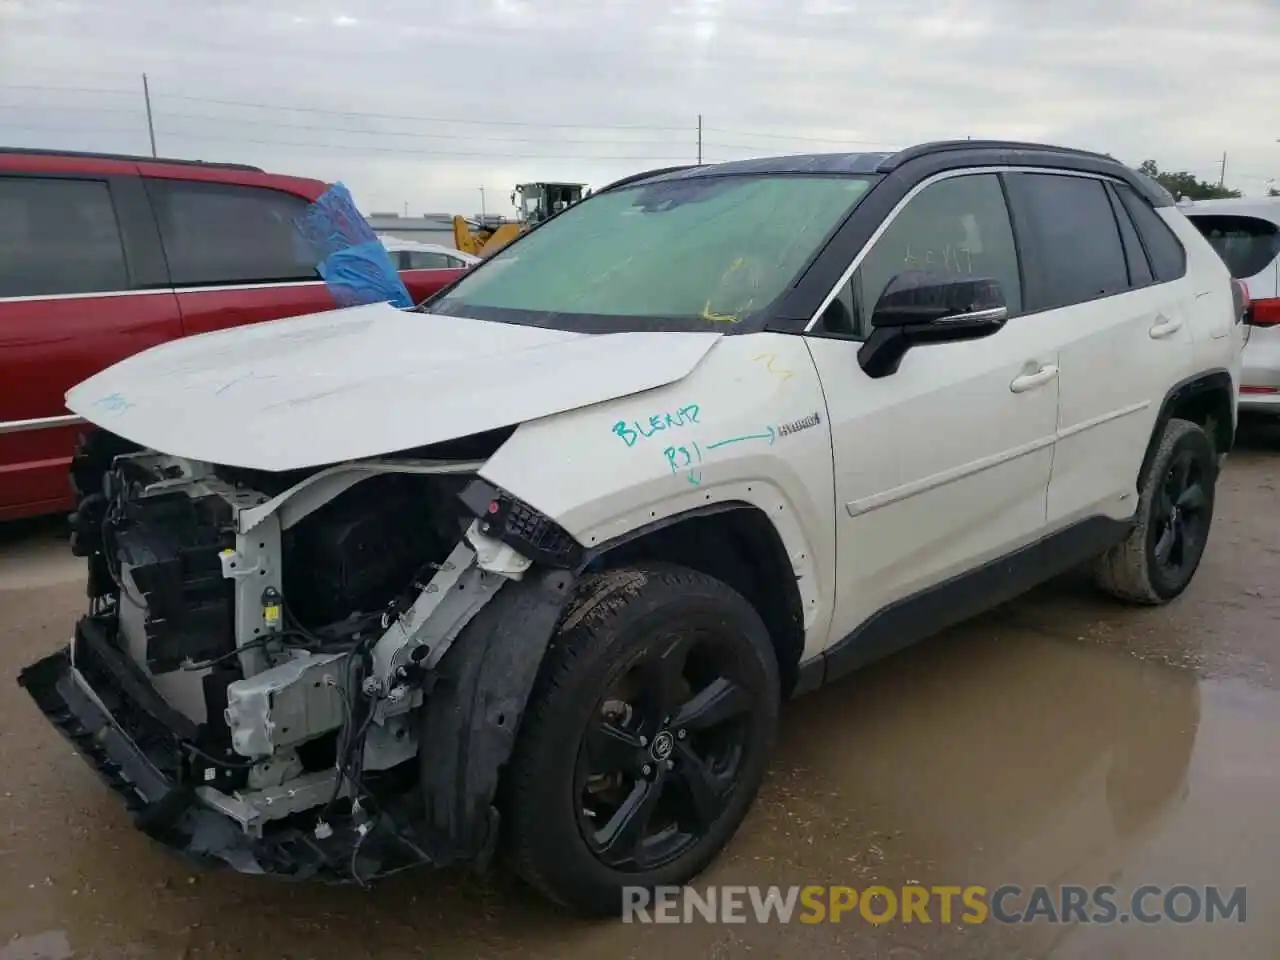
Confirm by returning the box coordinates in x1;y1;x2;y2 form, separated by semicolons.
2;422;1279;959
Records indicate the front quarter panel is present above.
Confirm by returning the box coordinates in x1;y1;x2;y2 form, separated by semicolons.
479;333;837;658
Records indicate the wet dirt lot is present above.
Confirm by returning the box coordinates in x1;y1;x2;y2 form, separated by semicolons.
2;424;1278;960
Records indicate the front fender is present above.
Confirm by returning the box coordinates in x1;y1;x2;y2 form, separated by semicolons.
479;333;838;661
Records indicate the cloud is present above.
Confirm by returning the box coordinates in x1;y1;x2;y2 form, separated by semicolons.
0;0;1276;215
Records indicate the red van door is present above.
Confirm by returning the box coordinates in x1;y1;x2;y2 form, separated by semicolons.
0;172;181;520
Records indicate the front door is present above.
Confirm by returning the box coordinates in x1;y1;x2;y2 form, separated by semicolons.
804;171;1059;671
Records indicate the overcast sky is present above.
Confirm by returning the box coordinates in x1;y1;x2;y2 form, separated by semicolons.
2;0;1277;217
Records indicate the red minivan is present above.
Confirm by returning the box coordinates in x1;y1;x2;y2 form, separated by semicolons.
0;148;467;521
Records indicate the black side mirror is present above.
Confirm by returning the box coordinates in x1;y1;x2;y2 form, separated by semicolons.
859;272;1008;378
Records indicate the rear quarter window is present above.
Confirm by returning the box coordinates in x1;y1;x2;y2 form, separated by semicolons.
1185;214;1280;280
146;179;320;287
1113;185;1187;283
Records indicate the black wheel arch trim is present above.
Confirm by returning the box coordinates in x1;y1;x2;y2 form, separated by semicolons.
1137;369;1236;491
417;566;577;868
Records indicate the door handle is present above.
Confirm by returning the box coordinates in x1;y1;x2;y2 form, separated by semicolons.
1010;364;1059;393
1149;316;1183;339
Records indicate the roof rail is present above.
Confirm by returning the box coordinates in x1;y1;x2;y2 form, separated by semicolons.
596;165;699;192
876;139;1118;173
0;146;264;172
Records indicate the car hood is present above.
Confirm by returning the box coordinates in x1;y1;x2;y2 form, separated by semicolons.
66;302;723;472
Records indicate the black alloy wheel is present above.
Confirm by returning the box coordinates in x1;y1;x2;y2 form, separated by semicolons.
1151;445;1211;583
504;565;779;916
1094;417;1217;604
574;630;753;872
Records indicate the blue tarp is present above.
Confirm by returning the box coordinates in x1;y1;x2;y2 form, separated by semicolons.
294;182;413;309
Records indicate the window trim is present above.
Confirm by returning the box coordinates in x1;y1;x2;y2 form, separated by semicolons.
803;166;1027;335
804;165;1172;336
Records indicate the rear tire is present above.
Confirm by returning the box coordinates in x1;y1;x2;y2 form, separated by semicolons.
504;564;779;916
1093;417;1217;605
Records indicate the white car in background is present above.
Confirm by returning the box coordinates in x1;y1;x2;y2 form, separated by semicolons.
1182;197;1280;412
379;236;480;271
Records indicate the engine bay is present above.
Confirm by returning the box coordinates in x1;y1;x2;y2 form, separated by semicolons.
60;429;569;877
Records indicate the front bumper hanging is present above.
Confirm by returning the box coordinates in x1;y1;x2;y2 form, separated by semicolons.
17;617;427;882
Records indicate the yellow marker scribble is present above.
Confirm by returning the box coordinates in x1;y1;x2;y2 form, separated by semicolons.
701;301;741;323
751;352;794;385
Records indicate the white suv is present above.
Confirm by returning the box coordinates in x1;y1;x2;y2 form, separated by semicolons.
19;140;1245;917
1181;196;1280;412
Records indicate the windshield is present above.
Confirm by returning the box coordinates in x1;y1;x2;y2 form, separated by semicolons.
430;174;876;333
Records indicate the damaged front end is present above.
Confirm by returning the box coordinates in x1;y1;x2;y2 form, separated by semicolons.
18;430;579;883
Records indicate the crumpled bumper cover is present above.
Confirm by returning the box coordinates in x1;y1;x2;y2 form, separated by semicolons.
16;618;421;882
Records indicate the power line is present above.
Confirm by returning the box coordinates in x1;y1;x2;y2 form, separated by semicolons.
0;83;892;148
703;126;893;147
153;91;693;132
133;128;705;162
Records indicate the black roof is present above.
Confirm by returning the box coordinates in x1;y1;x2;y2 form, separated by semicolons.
606;140;1174;207
0;146;263;172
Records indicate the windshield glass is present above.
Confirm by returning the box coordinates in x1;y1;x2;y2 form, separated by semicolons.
430;174;876;332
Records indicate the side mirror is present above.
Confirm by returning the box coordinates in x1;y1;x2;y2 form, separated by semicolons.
859;272;1009;378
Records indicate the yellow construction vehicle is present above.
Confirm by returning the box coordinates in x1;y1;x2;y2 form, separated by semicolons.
452;181;587;258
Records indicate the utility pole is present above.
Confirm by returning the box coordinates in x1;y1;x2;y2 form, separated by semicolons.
142;73;157;157
1219;151;1227;188
697;114;702;165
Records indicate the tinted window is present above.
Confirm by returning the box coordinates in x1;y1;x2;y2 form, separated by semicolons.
0;177;128;297
403;251;453;269
1185;214;1280;280
1114;185;1187;282
1106;183;1154;287
1017;173;1129;309
147;180;319;286
845;173;1021;337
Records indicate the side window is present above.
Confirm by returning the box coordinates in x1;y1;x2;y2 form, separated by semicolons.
1184;214;1280;281
835;173;1021;337
0;177;129;297
146;180;319;286
1015;173;1129;309
404;251;452;269
1106;183;1155;287
1114;185;1187;283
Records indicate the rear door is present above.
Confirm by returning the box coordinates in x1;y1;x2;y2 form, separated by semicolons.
0;170;180;519
1004;171;1198;529
142;177;339;336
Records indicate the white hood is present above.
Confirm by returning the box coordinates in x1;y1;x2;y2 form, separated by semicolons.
66;303;723;472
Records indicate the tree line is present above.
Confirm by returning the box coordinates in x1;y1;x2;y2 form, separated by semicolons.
1136;160;1277;201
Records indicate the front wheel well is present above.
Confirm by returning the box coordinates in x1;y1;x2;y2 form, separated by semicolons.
588;506;806;697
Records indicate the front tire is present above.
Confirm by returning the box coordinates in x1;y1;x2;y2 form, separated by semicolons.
1093;417;1217;604
504;564;780;916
